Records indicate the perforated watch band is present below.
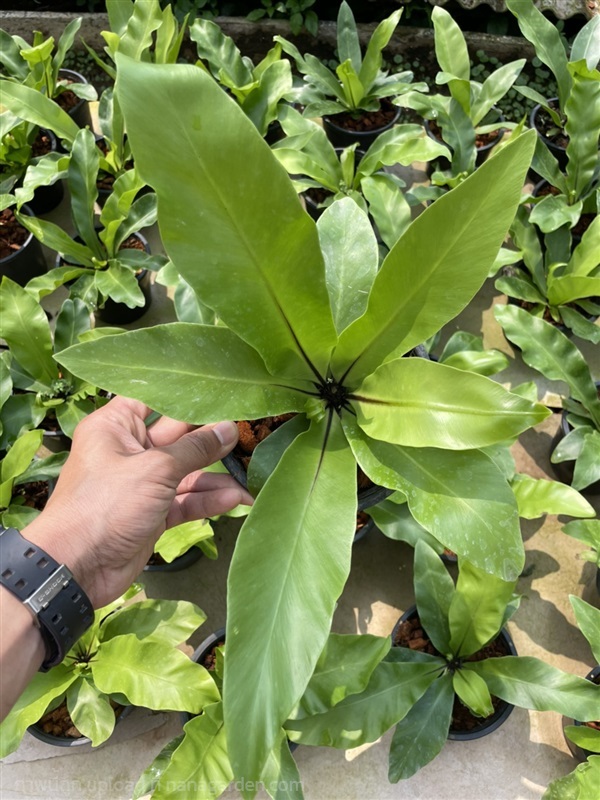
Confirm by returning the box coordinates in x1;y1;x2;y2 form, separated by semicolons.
0;527;94;671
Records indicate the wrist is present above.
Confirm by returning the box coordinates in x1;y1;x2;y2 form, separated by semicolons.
21;515;99;607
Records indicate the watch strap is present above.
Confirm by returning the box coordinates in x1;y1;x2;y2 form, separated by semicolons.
0;527;94;671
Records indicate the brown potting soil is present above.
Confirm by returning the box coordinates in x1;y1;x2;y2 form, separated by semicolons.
393;613;510;731
56;89;80;115
327;99;397;132
13;481;49;511
30;130;54;158
0;208;29;259
356;511;369;532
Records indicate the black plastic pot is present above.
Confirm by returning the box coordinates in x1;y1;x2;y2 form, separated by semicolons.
391;606;516;740
550;382;600;496
28;702;132;747
424;109;505;175
58;68;93;131
322;100;401;149
0;204;47;286
144;545;203;573
530;100;567;173
562;665;600;762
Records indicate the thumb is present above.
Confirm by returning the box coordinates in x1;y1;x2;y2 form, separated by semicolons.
159;421;239;480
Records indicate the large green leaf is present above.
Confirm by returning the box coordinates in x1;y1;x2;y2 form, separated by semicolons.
0;79;80;143
151;703;233;800
495;305;600;429
572;430;600;490
101;599;206;646
564;725;600;753
261;728;303;800
570;596;600;664
388;674;454;782
358;8;403;91
543;756;600;800
92;635;220;713
292;633;391;719
567;215;600;277
224;414;358;788
453;668;494;717
0;663;77;758
506;0;571;109
564;61;600;200
132;733;185;800
153;520;214;563
1;429;42;491
432;7;471;86
116;55;337;381
448;560;516;658
342;416;524;580
472;60;526;126
469;657;600;720
68;129;102;258
0;278;57;387
55;324;309;424
337;1;362;75
317;198;378;334
95;262;144;308
54;298;91;354
361;173;412;250
66;677;115;747
190;17;253;88
352;357;549;449
284;660;442;748
330;130;536;381
414;540;455;657
510;474;594;519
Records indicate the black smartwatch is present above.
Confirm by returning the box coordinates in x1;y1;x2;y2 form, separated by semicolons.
0;527;94;672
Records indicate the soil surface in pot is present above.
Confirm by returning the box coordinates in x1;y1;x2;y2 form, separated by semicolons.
356;511;370;535
428;119;499;149
201;638;226;672
304;187;333;207
234;415;372;490
393;613;509;732
31;130;54;159
326;98;397;133
0;208;29;259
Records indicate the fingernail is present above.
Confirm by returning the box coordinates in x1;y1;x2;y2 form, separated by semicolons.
213;421;238;448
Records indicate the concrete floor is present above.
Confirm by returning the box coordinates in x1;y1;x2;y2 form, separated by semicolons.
1;166;599;799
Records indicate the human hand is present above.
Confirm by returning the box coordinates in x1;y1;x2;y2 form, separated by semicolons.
22;396;252;609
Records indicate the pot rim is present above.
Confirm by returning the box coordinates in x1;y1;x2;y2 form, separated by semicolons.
0;204;36;265
28;701;132;747
323;101;401;138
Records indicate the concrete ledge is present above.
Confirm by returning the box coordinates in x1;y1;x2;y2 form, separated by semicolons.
0;13;536;63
